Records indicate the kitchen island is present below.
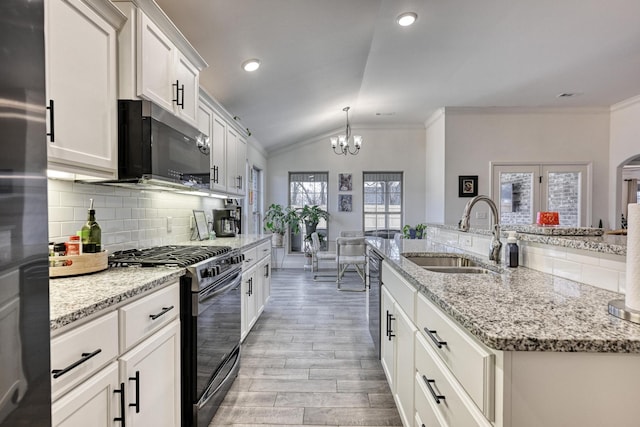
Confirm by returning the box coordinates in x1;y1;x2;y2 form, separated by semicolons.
368;235;640;427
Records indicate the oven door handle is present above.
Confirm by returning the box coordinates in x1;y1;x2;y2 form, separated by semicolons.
198;270;242;302
196;348;240;410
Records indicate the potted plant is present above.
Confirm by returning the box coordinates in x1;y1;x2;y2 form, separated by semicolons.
402;223;427;239
264;203;300;247
415;223;427;239
298;205;329;238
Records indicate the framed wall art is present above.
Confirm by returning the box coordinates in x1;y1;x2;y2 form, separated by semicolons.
458;175;478;197
339;173;352;191
338;194;352;212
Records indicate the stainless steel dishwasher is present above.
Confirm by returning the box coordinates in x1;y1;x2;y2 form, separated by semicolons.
367;249;383;359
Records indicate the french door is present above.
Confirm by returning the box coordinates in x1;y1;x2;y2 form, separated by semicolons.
491;163;590;226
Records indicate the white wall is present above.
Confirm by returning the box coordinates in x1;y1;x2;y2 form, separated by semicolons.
425;109;446;223
441;108;611;227
609;95;640;228
267;126;426;265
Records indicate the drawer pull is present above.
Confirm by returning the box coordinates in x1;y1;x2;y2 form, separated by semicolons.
129;370;140;413
51;348;102;378
149;305;174;320
424;327;447;348
113;382;126;426
422;374;446;404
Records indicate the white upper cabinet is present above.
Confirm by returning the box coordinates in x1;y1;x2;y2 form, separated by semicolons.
199;89;248;196
114;0;207;129
45;0;126;178
137;12;175;112
175;50;200;125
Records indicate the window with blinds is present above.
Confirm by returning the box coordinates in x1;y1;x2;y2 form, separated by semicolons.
363;172;403;233
289;172;329;252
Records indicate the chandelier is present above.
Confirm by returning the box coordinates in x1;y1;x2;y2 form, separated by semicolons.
330;106;362;156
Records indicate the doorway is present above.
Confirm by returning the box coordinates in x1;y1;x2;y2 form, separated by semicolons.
491;163;591;226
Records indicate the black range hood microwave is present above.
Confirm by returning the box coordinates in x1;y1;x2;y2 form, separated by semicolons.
114;99;210;191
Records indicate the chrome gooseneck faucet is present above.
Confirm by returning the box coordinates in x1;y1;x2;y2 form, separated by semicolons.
459;195;502;263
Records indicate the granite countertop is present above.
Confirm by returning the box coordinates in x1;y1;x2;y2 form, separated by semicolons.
367;237;640;353
49;234;272;332
50;266;184;332
428;223;627;256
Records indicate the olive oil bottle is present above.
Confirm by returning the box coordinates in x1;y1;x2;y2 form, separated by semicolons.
81;198;102;253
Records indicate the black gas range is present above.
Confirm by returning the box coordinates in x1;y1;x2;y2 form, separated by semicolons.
110;244;244;427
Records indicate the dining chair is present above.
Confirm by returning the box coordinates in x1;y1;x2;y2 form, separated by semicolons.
310;232;336;282
336;236;366;291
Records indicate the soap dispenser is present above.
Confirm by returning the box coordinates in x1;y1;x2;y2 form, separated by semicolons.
506;231;519;268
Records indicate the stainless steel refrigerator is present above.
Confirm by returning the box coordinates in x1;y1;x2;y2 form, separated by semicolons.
0;0;52;425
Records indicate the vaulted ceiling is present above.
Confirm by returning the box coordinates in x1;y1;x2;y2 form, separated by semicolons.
156;0;640;152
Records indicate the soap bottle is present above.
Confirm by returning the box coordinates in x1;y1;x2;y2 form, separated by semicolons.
81;198;102;253
506;231;519;268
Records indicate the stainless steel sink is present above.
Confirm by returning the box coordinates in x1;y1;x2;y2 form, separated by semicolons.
421;266;494;274
403;254;481;267
402;254;498;274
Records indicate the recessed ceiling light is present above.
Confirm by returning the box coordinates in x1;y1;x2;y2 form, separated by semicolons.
397;12;417;27
241;59;260;72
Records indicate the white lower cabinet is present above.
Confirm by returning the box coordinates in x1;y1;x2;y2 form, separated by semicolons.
241;264;258;342
118;321;181;427
51;362;120;427
241;241;272;341
51;282;181;427
380;266;416;427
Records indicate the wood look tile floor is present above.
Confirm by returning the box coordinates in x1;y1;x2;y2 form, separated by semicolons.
209;268;402;427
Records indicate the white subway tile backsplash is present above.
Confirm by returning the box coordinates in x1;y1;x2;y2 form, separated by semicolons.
48;207;74;222
598;253;626;272
105;195;123;208
116;208;133;220
48;223;61;241
59;191;89;208
581;264;619;292
565;248;594;264
552;258;582;282
47;179;223;252
122;219;138;231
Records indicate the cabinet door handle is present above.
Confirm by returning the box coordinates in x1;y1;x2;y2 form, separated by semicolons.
424;327;447;348
422;374;446;404
149;305;174;320
386;311;395;340
46;99;55;142
113;382;126;426
264;264;269;278
129;370;140;413
51;348;102;378
172;80;184;107
385;310;390;338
